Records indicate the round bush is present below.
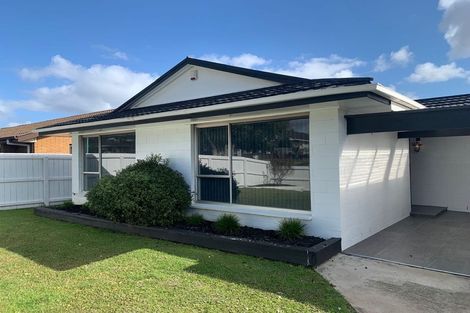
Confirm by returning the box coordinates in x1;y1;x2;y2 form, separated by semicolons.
86;154;191;226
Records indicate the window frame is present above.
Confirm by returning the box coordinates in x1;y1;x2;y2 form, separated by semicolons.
194;114;310;210
80;132;136;192
195;124;233;203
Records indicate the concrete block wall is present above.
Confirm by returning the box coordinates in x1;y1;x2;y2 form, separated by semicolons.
339;112;411;249
411;136;470;213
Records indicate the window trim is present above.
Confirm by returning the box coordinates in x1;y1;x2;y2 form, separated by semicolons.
80;132;136;192
193;114;310;211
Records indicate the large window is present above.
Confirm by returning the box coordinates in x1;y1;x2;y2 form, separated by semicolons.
82;132;136;191
196;116;310;211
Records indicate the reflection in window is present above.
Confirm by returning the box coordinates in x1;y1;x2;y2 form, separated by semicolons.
81;133;136;192
232;118;310;211
197;126;230;202
101;133;136;176
196;117;310;211
83;137;100;191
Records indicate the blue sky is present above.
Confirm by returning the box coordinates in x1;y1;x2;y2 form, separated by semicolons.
1;0;470;126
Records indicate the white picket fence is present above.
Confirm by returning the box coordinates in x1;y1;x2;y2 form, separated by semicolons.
0;154;72;210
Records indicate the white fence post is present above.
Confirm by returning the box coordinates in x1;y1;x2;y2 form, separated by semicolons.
43;156;50;207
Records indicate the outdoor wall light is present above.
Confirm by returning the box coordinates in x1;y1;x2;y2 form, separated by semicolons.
412;138;422;152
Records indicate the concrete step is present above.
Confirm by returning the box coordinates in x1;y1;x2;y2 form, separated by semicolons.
411;205;447;217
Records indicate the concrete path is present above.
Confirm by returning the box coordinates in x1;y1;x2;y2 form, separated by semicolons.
317;254;470;313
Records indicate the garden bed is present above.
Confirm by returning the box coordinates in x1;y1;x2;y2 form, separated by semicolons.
35;206;341;267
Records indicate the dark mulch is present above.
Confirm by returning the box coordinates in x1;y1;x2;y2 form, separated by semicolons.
53;205;324;248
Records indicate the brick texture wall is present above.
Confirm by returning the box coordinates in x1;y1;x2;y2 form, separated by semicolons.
35;136;72;154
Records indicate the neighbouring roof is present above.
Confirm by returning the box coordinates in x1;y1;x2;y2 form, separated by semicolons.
46;77;373;128
0;110;112;141
417;93;470;109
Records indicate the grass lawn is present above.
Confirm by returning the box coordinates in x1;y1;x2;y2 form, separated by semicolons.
0;209;353;313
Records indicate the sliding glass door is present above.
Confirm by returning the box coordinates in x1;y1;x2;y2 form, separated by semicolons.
196;116;310;211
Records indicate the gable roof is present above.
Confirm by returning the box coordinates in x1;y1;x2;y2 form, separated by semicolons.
417;93;470;109
0;110;112;141
45;77;373;129
114;57;312;112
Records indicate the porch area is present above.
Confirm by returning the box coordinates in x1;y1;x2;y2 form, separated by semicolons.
345;211;470;276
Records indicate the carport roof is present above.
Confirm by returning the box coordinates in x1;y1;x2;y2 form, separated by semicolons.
346;105;470;138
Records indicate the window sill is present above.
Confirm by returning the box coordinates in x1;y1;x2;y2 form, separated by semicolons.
191;201;312;221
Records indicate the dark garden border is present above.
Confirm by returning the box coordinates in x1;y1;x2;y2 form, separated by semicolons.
34;207;341;267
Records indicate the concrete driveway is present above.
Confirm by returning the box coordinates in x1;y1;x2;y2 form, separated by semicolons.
317;254;470;313
343;212;470;277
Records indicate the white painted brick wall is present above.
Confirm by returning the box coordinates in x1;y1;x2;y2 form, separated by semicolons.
411;136;470;213
308;106;342;239
339;111;411;249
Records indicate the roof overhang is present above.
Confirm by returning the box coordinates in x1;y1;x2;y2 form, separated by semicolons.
38;83;420;135
346;105;470;138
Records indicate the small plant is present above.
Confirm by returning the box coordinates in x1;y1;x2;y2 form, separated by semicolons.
278;219;305;240
213;214;240;235
185;213;205;226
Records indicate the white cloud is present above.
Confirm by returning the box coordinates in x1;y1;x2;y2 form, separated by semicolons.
95;45;129;60
201;53;365;78
374;46;413;72
439;0;470;59
4;55;155;114
271;55;365;78
390;46;413;65
374;54;391;72
200;53;269;68
407;62;467;83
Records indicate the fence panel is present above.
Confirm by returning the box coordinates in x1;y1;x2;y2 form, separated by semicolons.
0;154;72;210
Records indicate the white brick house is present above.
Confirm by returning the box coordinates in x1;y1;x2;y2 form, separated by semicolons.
39;57;426;249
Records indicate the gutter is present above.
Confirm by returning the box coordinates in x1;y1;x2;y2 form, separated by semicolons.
6;139;31;153
38;83;419;135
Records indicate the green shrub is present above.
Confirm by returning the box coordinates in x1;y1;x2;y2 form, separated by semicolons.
185;213;205;226
213;214;240;235
278;219;305;240
86;154;191;227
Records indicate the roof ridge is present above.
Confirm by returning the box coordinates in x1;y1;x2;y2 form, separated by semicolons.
113;56;374;113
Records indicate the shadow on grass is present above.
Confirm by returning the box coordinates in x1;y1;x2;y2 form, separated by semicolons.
0;209;348;311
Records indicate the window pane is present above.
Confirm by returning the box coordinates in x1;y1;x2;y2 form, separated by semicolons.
101;133;136;176
86;137;99;153
84;154;99;172
197;126;229;175
83;137;99;173
197;126;230;202
231;117;310;211
198;177;231;203
101;133;135;153
84;174;99;191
